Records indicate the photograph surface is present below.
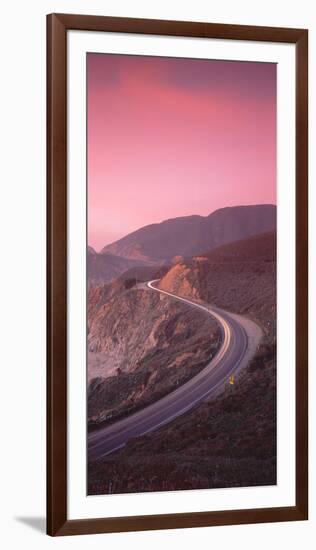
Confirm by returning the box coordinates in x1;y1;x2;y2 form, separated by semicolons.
86;53;277;496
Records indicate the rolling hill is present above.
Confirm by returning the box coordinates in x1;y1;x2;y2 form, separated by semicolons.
101;204;276;263
87;249;150;286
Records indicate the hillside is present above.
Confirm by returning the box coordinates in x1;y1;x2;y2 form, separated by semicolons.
87;248;151;286
88;230;277;494
101;204;276;263
88;283;220;428
117;264;169;285
159;231;276;341
89;353;276;494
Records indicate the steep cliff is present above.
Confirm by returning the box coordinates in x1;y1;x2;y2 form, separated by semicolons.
88;231;277;494
88;284;220;427
159;231;276;342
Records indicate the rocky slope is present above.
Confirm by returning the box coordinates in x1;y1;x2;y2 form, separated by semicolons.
88;231;277;494
87;248;151;286
89;354;276;494
101;204;276;263
88;283;220;427
159;231;276;342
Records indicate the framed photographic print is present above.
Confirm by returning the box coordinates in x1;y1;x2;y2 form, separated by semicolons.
47;13;308;536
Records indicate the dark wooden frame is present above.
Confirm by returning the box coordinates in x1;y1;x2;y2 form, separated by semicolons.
47;13;308;536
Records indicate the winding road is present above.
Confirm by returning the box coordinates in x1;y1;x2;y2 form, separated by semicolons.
88;280;260;460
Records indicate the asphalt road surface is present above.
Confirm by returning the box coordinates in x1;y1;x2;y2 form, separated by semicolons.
88;280;249;460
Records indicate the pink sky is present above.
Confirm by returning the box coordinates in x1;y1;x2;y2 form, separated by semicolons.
87;54;276;251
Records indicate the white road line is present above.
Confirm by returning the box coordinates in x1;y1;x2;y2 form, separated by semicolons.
88;281;242;457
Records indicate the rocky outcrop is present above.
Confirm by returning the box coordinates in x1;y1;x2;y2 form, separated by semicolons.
88;284;220;426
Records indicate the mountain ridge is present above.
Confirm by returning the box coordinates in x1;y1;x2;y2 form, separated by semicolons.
101;204;276;263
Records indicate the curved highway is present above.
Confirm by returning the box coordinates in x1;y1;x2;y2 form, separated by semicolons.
88;280;252;460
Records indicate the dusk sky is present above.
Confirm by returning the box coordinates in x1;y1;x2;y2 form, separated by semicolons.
87;53;276;251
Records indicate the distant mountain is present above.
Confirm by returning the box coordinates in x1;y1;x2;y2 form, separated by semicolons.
88;230;277;492
87;249;150;286
88;245;97;255
101;204;276;263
